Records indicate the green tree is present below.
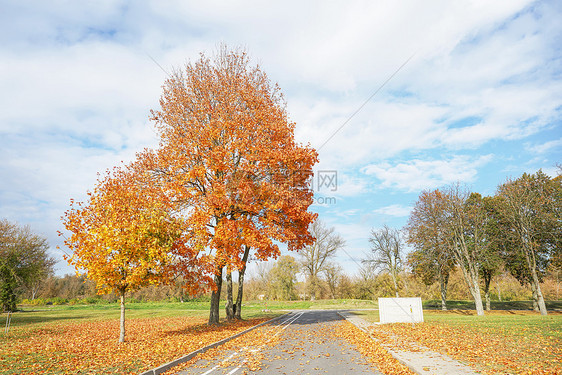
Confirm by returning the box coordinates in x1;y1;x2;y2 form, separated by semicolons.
268;255;299;300
0;219;55;312
495;170;561;315
479;195;505;311
406;189;455;311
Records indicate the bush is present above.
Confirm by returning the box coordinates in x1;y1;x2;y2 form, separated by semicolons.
20;298;46;306
51;297;68;305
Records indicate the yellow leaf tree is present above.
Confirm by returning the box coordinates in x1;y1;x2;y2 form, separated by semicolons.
61;164;203;342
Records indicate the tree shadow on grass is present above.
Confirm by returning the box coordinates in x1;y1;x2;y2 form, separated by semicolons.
162;317;270;338
2;309;92;328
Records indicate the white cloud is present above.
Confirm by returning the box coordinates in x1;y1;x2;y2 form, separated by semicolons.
373;204;412;218
526;138;562;154
1;0;560;276
362;155;494;192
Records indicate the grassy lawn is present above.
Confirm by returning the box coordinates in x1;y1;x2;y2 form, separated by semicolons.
353;309;562;374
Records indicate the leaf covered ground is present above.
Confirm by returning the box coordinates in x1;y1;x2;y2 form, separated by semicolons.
358;310;562;375
0;315;270;374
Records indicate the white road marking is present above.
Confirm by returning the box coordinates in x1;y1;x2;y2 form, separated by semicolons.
199;311;305;375
201;352;238;375
225;312;304;374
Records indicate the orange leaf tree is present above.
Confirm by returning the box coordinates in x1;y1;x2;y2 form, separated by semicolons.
61;164;203;342
145;46;318;325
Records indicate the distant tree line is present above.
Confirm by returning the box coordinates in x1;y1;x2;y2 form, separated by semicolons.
405;169;561;315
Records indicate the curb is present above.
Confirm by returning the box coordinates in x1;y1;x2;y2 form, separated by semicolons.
337;311;478;375
337;311;424;374
139;313;291;375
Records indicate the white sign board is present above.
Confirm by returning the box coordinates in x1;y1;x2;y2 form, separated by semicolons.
378;297;424;324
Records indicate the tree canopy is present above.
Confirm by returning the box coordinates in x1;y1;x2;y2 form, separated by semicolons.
0;219;55;312
144;46;318;324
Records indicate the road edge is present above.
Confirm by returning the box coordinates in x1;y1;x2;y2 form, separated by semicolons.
139;312;291;375
337;311;479;375
337;310;427;374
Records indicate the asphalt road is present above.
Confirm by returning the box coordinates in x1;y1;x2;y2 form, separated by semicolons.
176;310;383;375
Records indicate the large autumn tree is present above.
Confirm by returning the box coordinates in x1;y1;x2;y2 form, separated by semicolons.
144;46;317;325
61;164;200;342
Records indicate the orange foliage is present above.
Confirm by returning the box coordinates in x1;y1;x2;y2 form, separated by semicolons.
144;47;318;282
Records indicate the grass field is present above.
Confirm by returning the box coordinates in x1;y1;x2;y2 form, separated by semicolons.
1;299;560;374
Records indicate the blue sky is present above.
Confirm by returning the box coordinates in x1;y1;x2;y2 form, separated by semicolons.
1;0;560;278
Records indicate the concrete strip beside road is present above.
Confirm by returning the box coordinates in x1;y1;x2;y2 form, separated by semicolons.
338;311;480;375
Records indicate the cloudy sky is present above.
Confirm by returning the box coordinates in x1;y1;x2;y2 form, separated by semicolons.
1;0;560;277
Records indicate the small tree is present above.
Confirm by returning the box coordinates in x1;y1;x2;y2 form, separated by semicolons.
298;220;345;300
406;189;455;311
268;255;299;300
61;165;196;342
364;225;403;297
323;263;342;299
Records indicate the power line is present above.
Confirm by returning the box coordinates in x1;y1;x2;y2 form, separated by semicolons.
145;51;170;77
317;53;416;151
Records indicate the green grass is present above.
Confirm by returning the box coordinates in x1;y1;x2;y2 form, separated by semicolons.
422;299;562;310
241;298;378;310
8;301;275;330
8;298;559;332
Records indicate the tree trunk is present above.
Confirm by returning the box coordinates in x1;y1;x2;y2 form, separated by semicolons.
472;283;485;316
391;272;399;298
438;271;449;311
460;262;485;316
119;292;125;343
208;266;223;326
225;267;234;321
496;279;502;302
234;246;250;320
234;269;245;320
530;282;539;312
483;272;492;311
520;233;547;315
530;270;548;315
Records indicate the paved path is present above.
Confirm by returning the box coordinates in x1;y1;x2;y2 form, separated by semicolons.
176;310;382;375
